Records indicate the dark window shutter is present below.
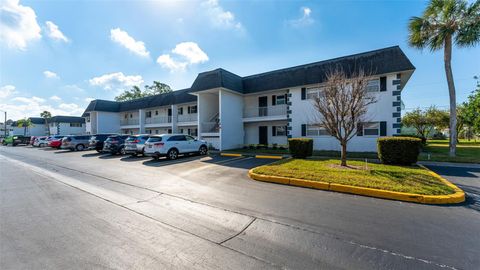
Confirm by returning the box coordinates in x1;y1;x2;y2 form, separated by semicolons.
272;126;276;136
284;94;288;102
380;121;387;136
301;124;306;136
301;88;306;100
168;108;172;116
272;95;276;106
187;106;191;114
357;123;363;136
380;77;387;92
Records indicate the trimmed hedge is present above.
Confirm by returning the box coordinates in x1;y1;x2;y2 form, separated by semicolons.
288;138;313;158
377;137;422;165
393;134;426;145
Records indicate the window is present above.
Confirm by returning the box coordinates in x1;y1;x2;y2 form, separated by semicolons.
273;126;287;136
155;129;159;134
188;128;198;137
363;122;380;136
186;135;195;141
275;95;286;105
147;129;152;134
188;105;197;114
366;79;380;92
168;135;186;141
180;128;184;134
306;124;330;136
168;129;172;134
306;87;324;100
178;107;183;115
146;111;152;118
70;123;82;127
155;110;159;115
86;117;90;122
124;114;128;119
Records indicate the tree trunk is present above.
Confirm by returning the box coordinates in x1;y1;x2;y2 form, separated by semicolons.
340;142;347;166
444;36;457;157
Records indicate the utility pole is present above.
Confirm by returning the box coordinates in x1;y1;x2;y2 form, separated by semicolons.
0;110;6;138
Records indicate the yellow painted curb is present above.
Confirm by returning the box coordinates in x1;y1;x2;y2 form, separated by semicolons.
248;166;465;205
220;153;242;157
255;155;283;159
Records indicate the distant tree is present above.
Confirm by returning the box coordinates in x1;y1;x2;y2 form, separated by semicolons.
40;111;52;135
115;81;172;102
311;68;377;167
463;76;480;135
408;0;480;156
402;106;448;139
17;118;33;136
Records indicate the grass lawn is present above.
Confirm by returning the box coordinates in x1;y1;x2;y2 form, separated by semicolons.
252;159;455;195
419;140;480;163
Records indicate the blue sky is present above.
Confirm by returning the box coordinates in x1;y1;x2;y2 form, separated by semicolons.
1;0;479;120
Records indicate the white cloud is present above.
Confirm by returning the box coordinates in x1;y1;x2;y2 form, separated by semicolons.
0;85;17;100
157;42;209;72
49;95;61;101
12;96;45;104
62;84;85;93
45;21;69;42
110;28;149;57
201;0;244;32
287;7;314;27
43;70;59;79
0;0;42;50
89;72;144;91
84;97;94;103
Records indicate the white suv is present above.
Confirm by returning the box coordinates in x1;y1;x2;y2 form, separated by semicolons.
144;134;208;160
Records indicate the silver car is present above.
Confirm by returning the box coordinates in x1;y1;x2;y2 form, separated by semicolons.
61;135;91;151
124;134;150;156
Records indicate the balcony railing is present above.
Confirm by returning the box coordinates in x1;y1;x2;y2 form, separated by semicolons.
145;116;171;124
201;122;219;133
178;113;198;122
120;118;139;126
243;104;287;118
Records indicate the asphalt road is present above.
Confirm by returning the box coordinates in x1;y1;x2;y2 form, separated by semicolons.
1;146;479;270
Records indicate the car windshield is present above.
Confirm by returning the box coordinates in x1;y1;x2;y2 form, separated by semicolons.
125;136;137;142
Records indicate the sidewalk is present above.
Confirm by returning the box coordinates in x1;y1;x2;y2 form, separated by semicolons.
418;161;480;168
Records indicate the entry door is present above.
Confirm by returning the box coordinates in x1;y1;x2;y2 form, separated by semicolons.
259;126;268;145
258;96;268;116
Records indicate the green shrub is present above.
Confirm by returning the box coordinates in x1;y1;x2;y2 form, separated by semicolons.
288;138;313;158
377;137;422;165
394;134;426;145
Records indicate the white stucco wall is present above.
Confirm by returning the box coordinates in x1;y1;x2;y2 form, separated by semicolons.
244;121;288;146
289;73;400;152
219;89;244;150
198;92;219;124
96;112;121;133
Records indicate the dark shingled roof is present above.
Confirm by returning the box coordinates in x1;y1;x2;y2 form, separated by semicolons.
83;88;196;115
29;117;45;124
83;46;415;114
50;116;85;123
190;46;415;94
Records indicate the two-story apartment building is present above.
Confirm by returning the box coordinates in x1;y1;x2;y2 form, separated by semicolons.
9;116;86;136
83;46;415;152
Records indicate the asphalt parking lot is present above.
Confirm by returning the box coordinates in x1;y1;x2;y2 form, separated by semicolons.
1;145;479;269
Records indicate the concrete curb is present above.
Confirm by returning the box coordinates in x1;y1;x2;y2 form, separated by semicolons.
248;166;465;205
220;152;285;159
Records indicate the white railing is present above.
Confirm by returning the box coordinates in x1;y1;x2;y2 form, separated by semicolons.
201;122;219;133
243;104;287;118
178;114;198;122
120;118;139;126
145;116;171;124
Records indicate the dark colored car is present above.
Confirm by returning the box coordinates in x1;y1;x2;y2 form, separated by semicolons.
102;135;129;155
88;133;116;152
124;134;150;156
2;135;31;146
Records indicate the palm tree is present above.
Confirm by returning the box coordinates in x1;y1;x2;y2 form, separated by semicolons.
408;0;480;156
40;111;52;135
17;118;33;136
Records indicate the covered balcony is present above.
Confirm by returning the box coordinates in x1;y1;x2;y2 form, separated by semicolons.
243;104;287;122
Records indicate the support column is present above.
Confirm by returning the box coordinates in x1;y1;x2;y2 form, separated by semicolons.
139;109;145;133
171;105;178;133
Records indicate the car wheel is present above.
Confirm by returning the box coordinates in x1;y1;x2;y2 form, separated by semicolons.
131;153;138;157
76;144;85;151
96;149;102;153
167;148;178;160
141;148;145;157
40;143;45;147
199;145;208;155
153;156;159;160
120;147;126;155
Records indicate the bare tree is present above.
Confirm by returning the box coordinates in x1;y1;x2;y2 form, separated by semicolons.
312;68;377;166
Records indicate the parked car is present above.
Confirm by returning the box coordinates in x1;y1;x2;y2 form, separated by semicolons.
124;134;151;156
88;133;116;152
144;134;208;160
102;135;129;155
2;135;31;146
61;135;91;151
30;136;37;145
33;136;49;147
48;135;65;149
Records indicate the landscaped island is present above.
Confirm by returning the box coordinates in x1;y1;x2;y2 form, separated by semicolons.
252;159;455;195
